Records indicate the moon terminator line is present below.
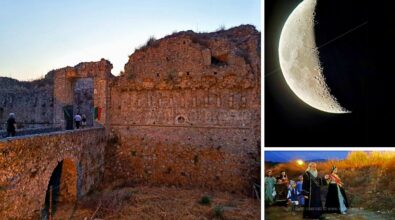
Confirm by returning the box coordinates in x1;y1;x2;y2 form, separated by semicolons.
278;0;350;114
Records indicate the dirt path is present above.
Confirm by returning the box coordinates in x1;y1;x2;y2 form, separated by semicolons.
265;206;394;220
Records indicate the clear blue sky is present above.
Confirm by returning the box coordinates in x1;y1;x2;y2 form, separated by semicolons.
265;151;350;162
0;0;261;81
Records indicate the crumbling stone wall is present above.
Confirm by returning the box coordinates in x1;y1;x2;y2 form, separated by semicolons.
0;58;109;132
107;25;261;193
0;127;106;219
53;59;113;129
0;75;54;130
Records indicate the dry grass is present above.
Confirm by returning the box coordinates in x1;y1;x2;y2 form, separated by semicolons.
334;151;395;169
67;185;259;220
265;206;394;220
268;152;395;177
136;36;160;52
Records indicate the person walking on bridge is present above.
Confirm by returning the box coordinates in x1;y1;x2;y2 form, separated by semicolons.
6;113;17;137
74;113;82;129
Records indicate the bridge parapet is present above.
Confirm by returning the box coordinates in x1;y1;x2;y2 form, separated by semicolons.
0;126;62;139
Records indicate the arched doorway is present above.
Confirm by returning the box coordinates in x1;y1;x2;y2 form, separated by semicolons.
42;159;77;219
73;78;94;128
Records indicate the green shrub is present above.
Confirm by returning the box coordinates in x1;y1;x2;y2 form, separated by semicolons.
199;195;211;205
213;205;224;219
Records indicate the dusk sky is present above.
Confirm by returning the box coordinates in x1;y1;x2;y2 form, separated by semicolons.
0;0;261;81
265;151;350;162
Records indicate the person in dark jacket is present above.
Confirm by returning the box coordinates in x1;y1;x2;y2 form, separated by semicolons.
6;113;16;137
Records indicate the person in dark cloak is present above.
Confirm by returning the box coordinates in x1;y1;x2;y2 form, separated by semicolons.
302;162;329;219
274;179;289;206
325;166;349;214
6;113;17;137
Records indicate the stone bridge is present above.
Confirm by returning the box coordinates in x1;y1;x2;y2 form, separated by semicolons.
0;127;106;219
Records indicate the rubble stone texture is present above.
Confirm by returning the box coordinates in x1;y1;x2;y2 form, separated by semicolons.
0;75;54;130
0;25;261;219
0;127;106;219
108;25;261;193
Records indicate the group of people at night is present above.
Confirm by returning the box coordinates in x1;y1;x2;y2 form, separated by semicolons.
265;162;349;219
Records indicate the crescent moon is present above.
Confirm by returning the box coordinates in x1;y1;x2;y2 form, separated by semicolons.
278;0;350;113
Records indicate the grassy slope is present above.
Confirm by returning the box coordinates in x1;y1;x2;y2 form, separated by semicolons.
267;152;395;213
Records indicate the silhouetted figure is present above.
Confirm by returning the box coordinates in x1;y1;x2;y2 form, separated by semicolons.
6;113;16;137
81;114;87;128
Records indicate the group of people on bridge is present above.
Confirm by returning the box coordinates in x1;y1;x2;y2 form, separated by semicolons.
73;113;87;129
265;162;349;219
2;112;89;138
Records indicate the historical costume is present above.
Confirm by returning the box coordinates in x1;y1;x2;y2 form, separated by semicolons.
325;166;349;214
288;180;299;211
302;162;328;219
277;171;289;185
265;170;277;205
296;175;305;206
275;179;289;206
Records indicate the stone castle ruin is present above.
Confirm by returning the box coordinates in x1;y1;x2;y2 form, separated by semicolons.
0;25;260;219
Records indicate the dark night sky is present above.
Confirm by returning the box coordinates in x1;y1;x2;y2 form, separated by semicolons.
265;0;395;147
265;151;349;162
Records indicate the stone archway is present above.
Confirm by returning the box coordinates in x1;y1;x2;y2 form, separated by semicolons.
53;59;112;130
42;159;77;219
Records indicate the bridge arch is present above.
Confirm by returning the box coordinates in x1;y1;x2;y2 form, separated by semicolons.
42;158;78;218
